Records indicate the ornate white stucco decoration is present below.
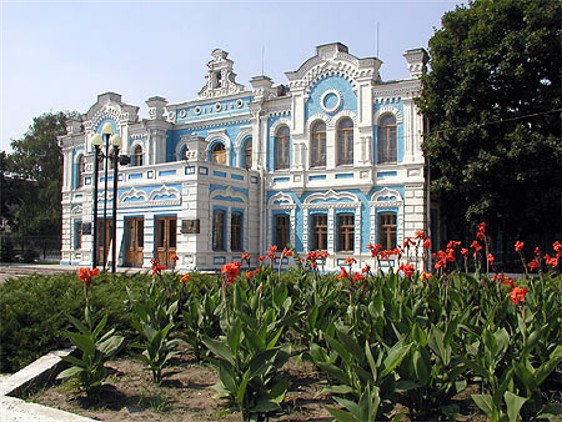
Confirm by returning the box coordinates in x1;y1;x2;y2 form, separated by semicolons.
198;49;245;99
285;43;382;96
210;186;246;203
120;185;180;207
320;89;342;113
268;192;296;210
121;187;148;204
370;187;403;207
303;189;361;209
374;105;403;124
71;205;83;216
269;117;291;136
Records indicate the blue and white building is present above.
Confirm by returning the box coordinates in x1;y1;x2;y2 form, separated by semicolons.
59;43;431;270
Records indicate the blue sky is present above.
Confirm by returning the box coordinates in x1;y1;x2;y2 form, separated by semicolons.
0;0;464;152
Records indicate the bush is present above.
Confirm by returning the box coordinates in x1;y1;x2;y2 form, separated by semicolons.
0;271;149;372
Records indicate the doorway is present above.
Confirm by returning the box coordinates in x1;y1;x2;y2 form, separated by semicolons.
125;217;144;267
155;216;177;267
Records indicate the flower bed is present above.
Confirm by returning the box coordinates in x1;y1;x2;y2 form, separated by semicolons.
3;225;562;421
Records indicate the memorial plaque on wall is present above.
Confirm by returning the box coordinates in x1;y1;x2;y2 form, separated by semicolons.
181;219;200;234
81;223;92;235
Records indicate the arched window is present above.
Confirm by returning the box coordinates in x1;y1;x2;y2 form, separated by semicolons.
77;154;86;188
274;126;290;170
378;115;397;164
133;145;143;167
337;118;354;166
243;137;252;169
310;120;326;168
211;142;226;165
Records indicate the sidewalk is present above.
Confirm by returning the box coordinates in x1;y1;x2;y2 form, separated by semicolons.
0;263;146;284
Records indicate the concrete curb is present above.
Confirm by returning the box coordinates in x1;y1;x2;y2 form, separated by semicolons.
0;349;95;422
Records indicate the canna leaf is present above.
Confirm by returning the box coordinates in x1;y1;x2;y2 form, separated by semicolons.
202;336;235;366
472;394;494;416
381;342;411;377
504;391;527;422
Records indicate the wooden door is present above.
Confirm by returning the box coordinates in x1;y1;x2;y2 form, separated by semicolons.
96;219;113;268
124;217;144;267
155;216;177;267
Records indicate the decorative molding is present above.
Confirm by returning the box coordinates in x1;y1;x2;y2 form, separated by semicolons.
269;117;292;136
374;105;403;124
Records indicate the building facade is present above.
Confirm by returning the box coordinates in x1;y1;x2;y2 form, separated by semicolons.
59;42;430;271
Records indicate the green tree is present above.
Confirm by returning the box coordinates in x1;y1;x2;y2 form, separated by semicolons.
5;112;70;256
418;0;561;244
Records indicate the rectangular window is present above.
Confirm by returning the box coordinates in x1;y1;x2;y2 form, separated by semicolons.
213;210;226;251
378;213;397;250
274;214;290;249
311;214;328;251
337;213;354;251
231;212;243;252
75;221;82;250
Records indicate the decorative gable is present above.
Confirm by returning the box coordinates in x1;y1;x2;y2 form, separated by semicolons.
198;49;245;99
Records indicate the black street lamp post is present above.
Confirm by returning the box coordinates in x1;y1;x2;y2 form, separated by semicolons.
90;123;129;273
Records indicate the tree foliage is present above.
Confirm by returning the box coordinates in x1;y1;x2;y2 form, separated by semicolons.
3;112;69;246
418;0;561;241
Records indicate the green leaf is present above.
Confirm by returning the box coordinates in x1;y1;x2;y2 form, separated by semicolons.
381;342;411;377
328;407;361;422
472;394;494;416
67;332;95;355
218;361;237;394
202;336;235;366
504;391;527;422
56;366;83;380
97;335;124;356
236;369;251;405
269;377;289;404
227;318;242;357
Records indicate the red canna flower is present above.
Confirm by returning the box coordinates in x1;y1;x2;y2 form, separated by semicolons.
221;262;242;285
246;271;254;280
78;267;100;290
151;258;166;275
460;248;469;256
415;230;426;239
403;237;415;248
170;253;179;262
553;241;562;254
258;255;265;263
241;253;249;261
351;272;365;283
337;266;349;280
470;240;482;252
268;245;278;254
510;286;528;305
423;238;431;250
362;264;371;273
343;256;357;265
527;259;539;271
544;254;559;268
476;222;487;241
180;273;190;283
514;241;524;253
282;247;293;258
398;262;415;278
487;253;495;265
420;272;432;281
